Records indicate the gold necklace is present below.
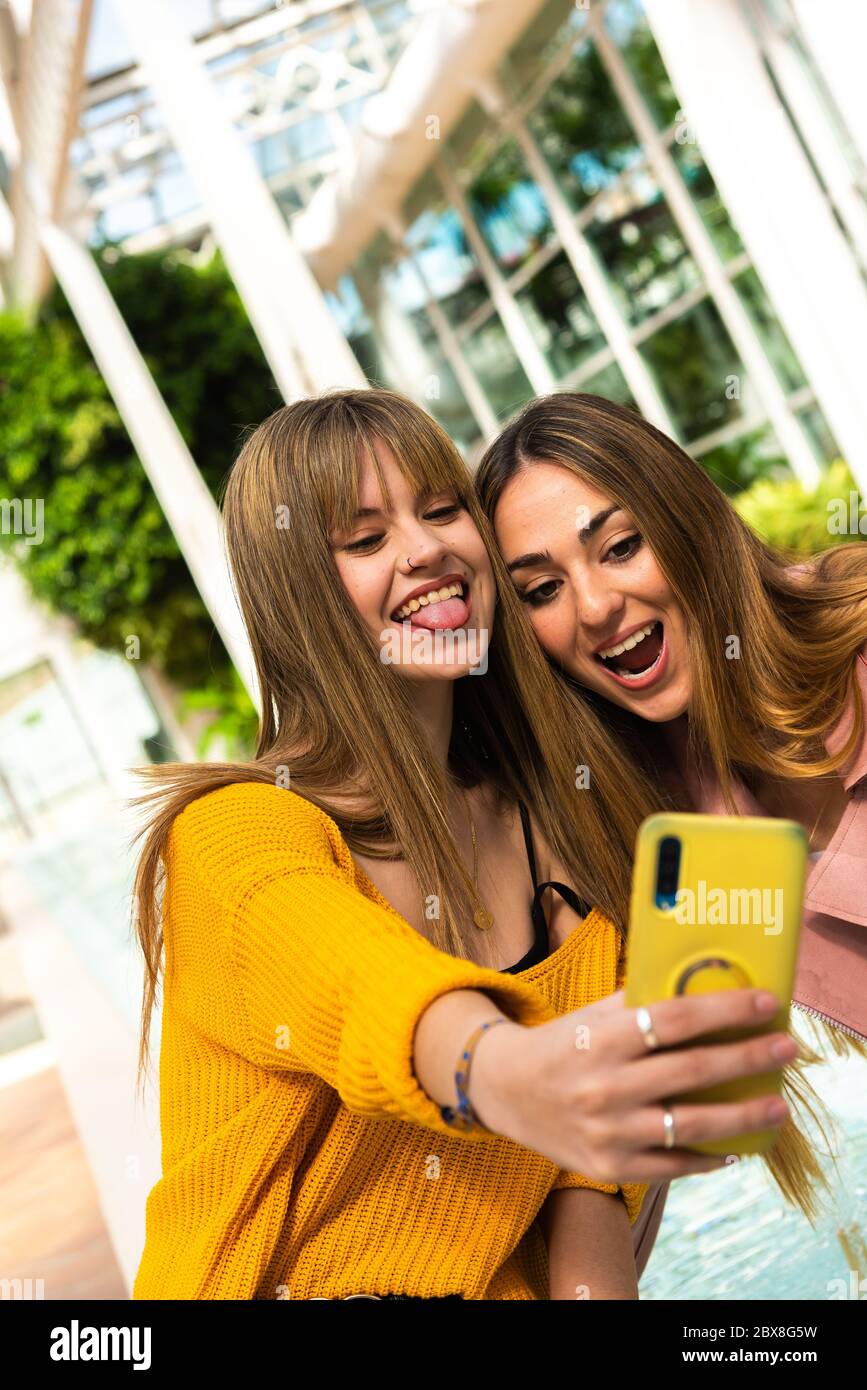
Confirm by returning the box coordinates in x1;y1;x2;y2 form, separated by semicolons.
459;788;495;931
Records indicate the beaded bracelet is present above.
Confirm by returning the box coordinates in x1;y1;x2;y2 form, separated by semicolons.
440;1016;510;1134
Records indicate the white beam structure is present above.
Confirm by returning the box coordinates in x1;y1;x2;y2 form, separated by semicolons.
109;0;366;400
644;0;867;496
7;0;90;310
38;220;259;708
791;0;867;177
747;0;867;277
294;0;549;289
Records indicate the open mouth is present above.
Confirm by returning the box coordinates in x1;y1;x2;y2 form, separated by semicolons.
390;580;470;631
594;619;665;683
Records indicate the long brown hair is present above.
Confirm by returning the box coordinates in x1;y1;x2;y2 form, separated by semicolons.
129;389;662;1102
476;391;867;1219
475;391;867;808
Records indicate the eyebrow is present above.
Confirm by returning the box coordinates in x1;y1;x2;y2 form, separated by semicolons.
348;485;445;523
506;505;622;572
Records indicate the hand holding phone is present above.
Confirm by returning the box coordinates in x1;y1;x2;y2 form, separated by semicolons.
625;813;808;1155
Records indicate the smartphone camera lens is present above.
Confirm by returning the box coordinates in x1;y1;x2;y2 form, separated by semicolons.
656;835;682;909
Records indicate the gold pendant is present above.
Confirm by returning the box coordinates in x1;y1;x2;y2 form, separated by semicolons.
473;906;494;931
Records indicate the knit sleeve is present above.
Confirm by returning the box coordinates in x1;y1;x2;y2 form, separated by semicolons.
165;782;559;1142
549;1171;649;1226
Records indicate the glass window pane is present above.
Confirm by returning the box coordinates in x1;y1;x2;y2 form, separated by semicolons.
528;37;644;213
515;251;605;378
462;318;534;421
640;299;746;439
403;174;492;329
669;141;745;261
407;312;485;451
325;275;389;389
467;139;554;273
584;167;703;324
796;404;841;466
733;266;807;393
695;425;788;495
576;362;635;407
350;236;482;451
603;0;680;129
497;0;589;104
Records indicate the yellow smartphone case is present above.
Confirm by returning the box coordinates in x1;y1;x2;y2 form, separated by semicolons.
624;812;808;1156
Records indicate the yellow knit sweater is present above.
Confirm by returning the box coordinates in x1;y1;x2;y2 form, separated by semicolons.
132;782;646;1300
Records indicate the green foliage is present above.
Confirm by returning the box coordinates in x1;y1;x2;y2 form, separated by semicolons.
177;663;259;760
0;247;279;691
733;459;857;555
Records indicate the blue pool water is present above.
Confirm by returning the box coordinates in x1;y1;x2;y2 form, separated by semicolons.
639;1039;867;1300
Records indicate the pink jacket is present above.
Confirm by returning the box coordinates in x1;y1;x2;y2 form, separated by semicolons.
664;643;867;1045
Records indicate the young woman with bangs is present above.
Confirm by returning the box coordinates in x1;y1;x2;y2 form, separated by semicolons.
477;390;867;1222
130;389;806;1302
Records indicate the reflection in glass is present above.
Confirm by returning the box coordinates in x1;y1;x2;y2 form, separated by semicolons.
696;425;788;495
528;37;644;212
640;299;745;439
584;167;702;324
463;318;534;422
405;309;485;450
350;237;482;450
670;141;745;261
325;274;388;389
576;362;636;408
796;404;840;466
516;252;604;378
467;139;554;273
733;267;807;394
497;0;588;104
403;183;491;330
604;0;680;129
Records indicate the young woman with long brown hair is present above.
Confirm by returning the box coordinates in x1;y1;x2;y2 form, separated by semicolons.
129;389;804;1301
476;391;867;1208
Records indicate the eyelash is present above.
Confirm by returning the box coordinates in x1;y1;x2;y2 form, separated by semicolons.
343;501;464;553
520;533;643;607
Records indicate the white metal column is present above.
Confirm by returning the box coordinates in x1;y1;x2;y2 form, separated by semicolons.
39;221;259;706
790;0;867;177
644;0;867;494
109;0;366;400
747;0;867;276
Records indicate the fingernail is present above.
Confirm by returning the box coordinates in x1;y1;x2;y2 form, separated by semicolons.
771;1038;797;1061
767;1099;788;1122
756;992;778;1015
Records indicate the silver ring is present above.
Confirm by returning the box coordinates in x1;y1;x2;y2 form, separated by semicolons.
635;1005;660;1050
662;1108;676;1149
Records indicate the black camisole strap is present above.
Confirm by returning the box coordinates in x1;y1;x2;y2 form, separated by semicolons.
499;802;593;974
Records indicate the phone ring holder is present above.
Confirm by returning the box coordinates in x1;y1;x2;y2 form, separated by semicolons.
675;956;750;995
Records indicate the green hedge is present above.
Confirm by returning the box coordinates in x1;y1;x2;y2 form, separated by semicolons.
732;458;858;555
0;245;274;754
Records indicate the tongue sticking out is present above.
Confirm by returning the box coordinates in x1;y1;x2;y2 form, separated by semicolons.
406;596;469;631
606;623;663;673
